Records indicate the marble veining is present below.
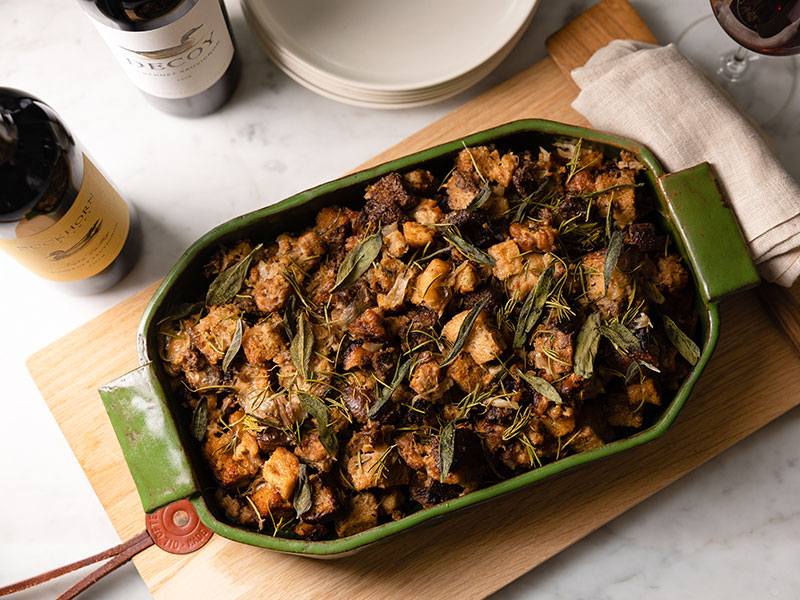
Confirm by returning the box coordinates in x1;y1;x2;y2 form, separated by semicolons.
0;1;798;599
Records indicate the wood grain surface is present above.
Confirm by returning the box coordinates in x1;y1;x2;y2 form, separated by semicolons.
27;2;800;599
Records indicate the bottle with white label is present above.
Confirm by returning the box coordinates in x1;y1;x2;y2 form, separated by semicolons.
80;0;241;117
0;88;140;294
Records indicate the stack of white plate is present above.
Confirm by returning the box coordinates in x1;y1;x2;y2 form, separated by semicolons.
242;0;541;109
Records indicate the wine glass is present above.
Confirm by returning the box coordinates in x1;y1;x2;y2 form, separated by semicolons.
676;0;799;125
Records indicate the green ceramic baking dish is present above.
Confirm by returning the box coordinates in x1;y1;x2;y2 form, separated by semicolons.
99;118;759;557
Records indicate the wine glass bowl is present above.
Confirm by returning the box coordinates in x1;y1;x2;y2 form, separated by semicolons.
676;0;798;124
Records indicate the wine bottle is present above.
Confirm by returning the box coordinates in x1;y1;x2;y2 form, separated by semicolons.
0;88;140;294
80;0;241;117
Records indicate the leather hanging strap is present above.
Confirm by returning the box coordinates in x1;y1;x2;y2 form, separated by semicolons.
0;499;212;599
0;531;153;599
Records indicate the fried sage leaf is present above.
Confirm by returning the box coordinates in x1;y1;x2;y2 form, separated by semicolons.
662;314;700;366
440;296;489;367
624;359;661;384
573;312;602;379
222;318;243;373
331;233;382;292
443;227;495;267
368;356;413;419
206;243;263;306
438;421;456;482
604;230;625;294
518;371;563;405
191;397;208;441
466;181;493;211
513;261;556;349
299;392;338;455
293;463;313;516
598;321;641;354
291;314;314;380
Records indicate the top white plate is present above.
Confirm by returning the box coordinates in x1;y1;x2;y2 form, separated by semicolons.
243;0;540;92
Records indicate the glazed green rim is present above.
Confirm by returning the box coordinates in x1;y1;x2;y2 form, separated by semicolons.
133;118;750;555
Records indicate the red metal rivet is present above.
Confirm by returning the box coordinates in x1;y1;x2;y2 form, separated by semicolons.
145;499;212;554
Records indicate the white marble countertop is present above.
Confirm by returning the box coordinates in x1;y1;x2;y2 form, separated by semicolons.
1;1;798;598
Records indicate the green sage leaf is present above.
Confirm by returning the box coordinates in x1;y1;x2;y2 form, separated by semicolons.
466;181;493;211
443;228;495;267
438;421;456;482
573;312;602;379
624;359;661;384
604;230;625;295
291;314;314;380
440;296;489;367
598;321;641;354
206;243;263;306
222;319;243;373
368;356;413;419
662;314;700;366
293;463;313;517
191;397;208;442
513;261;556;349
331;233;382;292
299;392;338;456
517;371;563;404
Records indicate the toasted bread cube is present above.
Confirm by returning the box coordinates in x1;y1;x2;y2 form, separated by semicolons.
262;447;300;502
190;304;239;364
402;221;435;248
410;258;452;314
242;314;286;365
488;240;523;281
442;309;505;365
334;492;379;537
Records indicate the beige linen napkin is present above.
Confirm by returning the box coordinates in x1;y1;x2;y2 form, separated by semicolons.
571;40;800;287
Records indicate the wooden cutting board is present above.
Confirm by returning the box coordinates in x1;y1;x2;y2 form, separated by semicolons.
27;1;800;598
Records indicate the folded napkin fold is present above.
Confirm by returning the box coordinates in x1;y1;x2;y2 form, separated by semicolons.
571;40;800;287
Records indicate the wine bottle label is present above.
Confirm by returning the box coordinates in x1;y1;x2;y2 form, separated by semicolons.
0;155;130;282
88;0;235;99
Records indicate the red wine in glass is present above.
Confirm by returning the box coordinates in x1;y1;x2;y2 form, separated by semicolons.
712;0;800;55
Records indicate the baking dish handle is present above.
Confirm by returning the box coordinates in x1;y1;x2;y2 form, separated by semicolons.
99;363;199;514
658;162;760;304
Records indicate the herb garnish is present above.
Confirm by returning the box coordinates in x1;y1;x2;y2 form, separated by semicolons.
290;314;314;380
513;261;556;349
438;421;456;482
222;319;243;373
517;371;563;404
293;463;313;516
368;356;413;419
443;227;495;267
440;296;490;367
191;397;208;441
331;233;382;292
206;243;263;306
604;230;625;294
573;312;602;378
466;181;493;211
662;314;700;365
598;321;641;354
299;392;338;455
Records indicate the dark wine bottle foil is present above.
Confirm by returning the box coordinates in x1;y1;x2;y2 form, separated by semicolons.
0;88;140;294
80;0;241;117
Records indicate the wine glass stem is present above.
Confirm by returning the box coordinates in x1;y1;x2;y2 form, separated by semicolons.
719;46;751;82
